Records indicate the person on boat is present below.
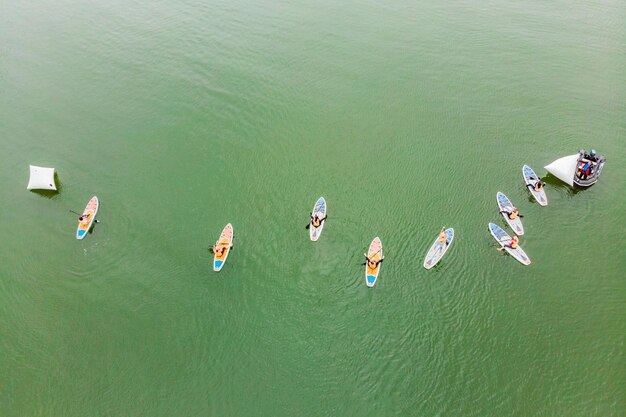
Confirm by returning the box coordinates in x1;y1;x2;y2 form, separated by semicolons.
310;213;327;228
78;213;91;224
578;160;594;180
364;254;384;269
577;161;585;179
585;149;598;162
500;207;523;220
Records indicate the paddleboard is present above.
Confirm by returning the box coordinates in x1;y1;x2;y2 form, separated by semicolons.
76;196;98;240
497;191;524;236
365;237;383;287
522;165;547;206
423;228;454;269
309;197;326;242
488;223;530;265
213;223;233;272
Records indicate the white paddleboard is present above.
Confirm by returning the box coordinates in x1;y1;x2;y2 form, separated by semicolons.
423;228;454;269
309;197;327;242
489;223;530;265
522;165;547;206
497;192;524;236
365;237;383;287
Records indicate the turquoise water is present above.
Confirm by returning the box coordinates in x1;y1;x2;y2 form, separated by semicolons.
1;1;625;415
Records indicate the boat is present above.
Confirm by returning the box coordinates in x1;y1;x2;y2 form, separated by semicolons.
544;150;606;187
76;196;98;240
423;228;454;269
573;150;606;187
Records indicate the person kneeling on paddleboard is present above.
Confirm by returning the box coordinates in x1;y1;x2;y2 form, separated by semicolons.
500;207;523;220
527;178;544;192
212;242;233;256
363;254;384;269
78;213;91;224
498;236;520;251
310;213;327;228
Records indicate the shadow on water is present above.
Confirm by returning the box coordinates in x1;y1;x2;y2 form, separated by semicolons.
542;174;584;197
29;173;63;199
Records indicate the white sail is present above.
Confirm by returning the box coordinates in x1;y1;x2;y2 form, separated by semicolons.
544;154;578;187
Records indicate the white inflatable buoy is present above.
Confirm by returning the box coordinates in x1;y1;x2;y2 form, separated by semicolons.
27;165;57;190
544;154;578;187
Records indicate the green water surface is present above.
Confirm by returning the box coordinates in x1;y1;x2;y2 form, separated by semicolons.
1;1;625;416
